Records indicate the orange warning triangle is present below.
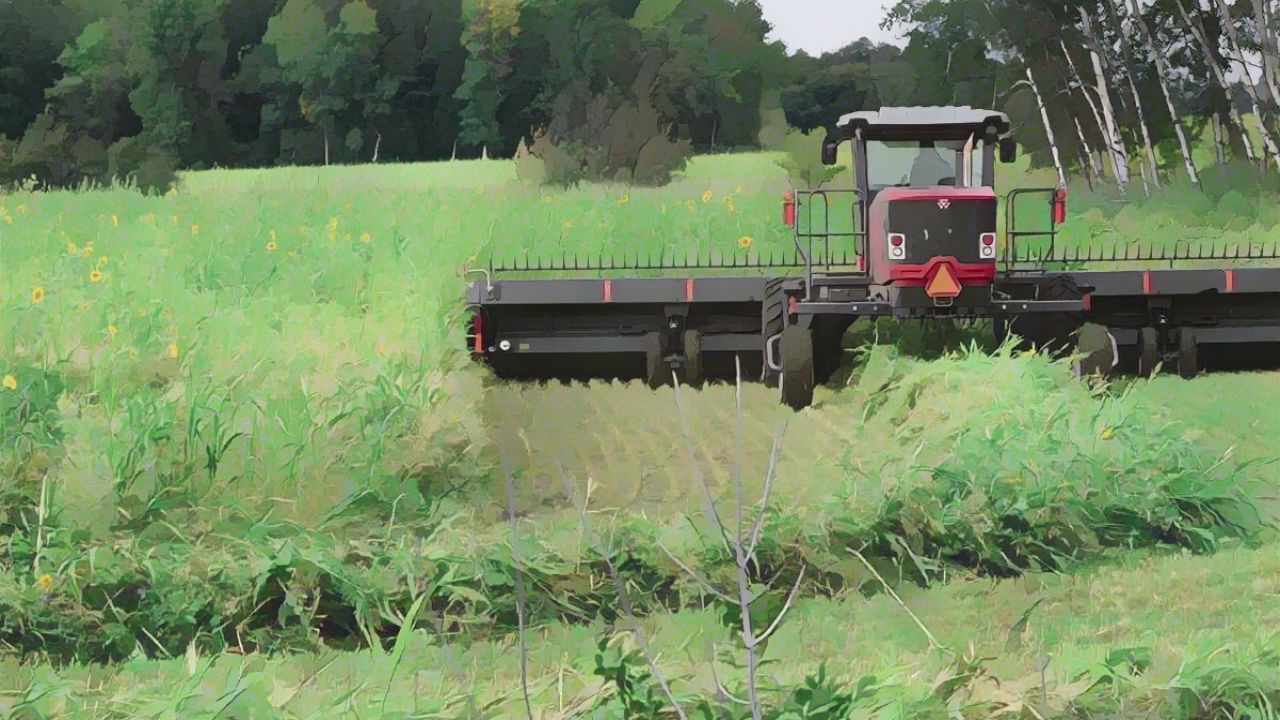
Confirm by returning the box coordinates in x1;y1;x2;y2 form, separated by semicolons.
926;264;962;298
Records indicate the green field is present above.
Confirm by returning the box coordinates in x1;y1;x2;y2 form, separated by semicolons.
4;154;1280;717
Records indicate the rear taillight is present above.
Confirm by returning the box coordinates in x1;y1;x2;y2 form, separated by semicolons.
1053;188;1068;225
888;233;906;260
471;313;484;354
783;192;796;227
979;232;997;259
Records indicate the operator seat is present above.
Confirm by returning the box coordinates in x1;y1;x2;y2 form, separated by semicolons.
909;146;954;187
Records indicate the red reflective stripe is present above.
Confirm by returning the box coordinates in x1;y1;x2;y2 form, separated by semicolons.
473;314;484;353
1225;269;1236;293
788;296;798;315
1082;293;1092;312
603;280;613;302
1142;271;1152;295
686;278;695;302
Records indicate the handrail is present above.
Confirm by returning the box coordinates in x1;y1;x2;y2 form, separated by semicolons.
791;186;867;298
1003;187;1059;269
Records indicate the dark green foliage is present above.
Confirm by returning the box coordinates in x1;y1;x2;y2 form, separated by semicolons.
0;0;810;189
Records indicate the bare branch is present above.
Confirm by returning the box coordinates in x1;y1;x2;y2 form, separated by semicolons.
670;370;734;553
499;449;534;720
655;539;736;603
558;460;690;720
751;565;807;645
848;547;948;654
728;355;763;720
746;422;787;564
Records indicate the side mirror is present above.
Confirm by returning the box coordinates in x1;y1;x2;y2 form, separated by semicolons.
999;137;1018;164
821;137;839;166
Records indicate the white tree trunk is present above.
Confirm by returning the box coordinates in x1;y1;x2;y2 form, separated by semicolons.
1073;113;1103;188
1063;32;1128;190
1253;0;1280;110
323;125;330;166
372;131;382;163
1127;0;1200;187
1104;0;1162;189
1026;65;1068;187
1215;0;1280;171
1175;0;1261;168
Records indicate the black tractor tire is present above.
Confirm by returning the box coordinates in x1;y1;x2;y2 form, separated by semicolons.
1137;327;1161;378
644;332;669;389
1177;327;1199;379
779;326;815;411
1005;275;1085;357
762;278;787;388
682;329;704;387
812;317;854;384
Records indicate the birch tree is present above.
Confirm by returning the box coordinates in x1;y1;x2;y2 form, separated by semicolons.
1252;0;1280;110
1063;30;1129;190
1175;0;1270;169
1025;64;1068;186
1102;0;1162;188
1215;0;1280;170
1126;0;1201;186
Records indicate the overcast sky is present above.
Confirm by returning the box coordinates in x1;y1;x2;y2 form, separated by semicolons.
756;0;903;55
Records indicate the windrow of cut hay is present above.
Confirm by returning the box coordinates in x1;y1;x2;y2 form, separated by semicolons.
0;345;1266;664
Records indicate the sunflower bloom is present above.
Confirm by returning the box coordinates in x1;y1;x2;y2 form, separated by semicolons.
2;375;16;391
67;242;78;254
168;343;179;359
191;224;200;236
737;236;753;249
98;256;108;268
31;286;45;304
1101;427;1115;440
16;204;26;214
617;194;630;206
111;215;119;227
360;233;371;244
90;270;103;283
476;185;486;195
702;190;714;203
83;245;93;258
266;241;278;252
108;325;118;339
34;574;53;592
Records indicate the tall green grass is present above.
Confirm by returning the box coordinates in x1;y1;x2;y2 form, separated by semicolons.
4;153;1280;715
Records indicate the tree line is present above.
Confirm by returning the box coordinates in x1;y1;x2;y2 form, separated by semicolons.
7;0;1274;193
0;0;1010;191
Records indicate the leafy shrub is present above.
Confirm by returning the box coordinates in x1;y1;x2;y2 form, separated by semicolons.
524;60;691;187
774;128;844;190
